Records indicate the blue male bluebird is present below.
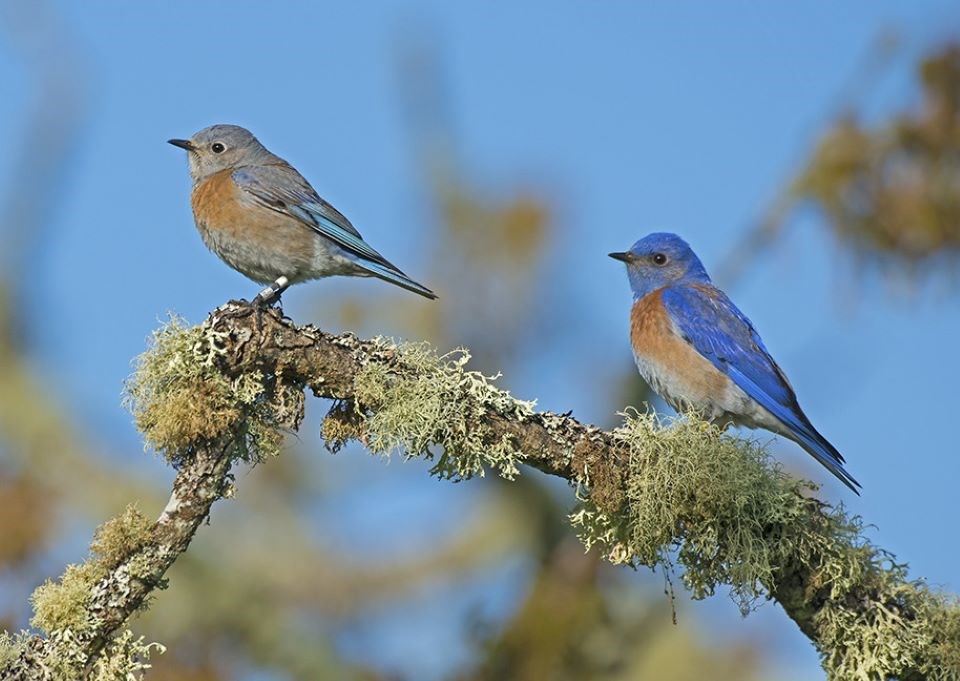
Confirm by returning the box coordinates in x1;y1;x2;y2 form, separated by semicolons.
610;233;860;494
169;124;436;303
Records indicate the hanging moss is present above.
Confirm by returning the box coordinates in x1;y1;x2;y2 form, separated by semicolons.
568;411;960;680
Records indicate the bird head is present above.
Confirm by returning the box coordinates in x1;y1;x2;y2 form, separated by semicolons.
609;232;711;299
168;124;280;184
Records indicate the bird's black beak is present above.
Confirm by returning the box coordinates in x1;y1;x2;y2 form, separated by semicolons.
608;251;632;263
167;138;195;151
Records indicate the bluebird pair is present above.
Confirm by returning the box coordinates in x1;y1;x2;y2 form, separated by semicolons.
169;125;859;494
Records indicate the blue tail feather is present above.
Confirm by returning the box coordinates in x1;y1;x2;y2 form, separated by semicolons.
355;259;437;300
789;426;861;495
728;366;861;494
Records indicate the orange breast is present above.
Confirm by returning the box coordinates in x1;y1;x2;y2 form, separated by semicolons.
630;289;731;409
191;170;258;236
188;169;317;283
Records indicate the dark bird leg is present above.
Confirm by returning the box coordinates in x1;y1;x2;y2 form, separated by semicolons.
254;276;290;307
252;276;290;332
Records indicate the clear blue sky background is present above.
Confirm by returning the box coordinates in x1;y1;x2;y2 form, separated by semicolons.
2;2;959;679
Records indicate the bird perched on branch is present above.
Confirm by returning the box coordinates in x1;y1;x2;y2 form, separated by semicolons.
610;232;860;494
169;124;436;304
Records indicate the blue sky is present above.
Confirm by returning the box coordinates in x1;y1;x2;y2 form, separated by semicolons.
2;1;959;678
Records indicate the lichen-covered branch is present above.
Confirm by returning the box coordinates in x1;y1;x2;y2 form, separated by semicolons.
1;435;238;679
2;300;958;680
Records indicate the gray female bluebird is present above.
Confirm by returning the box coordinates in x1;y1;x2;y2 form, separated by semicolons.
169;124;436;303
610;232;861;494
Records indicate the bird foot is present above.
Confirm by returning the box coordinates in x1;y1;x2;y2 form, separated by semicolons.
253;276;290;307
249;276;289;335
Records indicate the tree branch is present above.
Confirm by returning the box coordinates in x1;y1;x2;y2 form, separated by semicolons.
3;301;957;680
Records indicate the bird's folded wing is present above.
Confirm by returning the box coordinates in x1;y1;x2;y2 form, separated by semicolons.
231;166;400;271
661;284;858;491
660;285;824;445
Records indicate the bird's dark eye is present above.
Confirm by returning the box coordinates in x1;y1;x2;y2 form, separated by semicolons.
652;253;668;266
211;142;226;153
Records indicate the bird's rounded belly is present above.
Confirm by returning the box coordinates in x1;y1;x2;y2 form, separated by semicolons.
630;294;754;423
191;172;319;284
632;351;724;416
194;217;316;284
194;197;315;284
201;231;273;284
633;350;772;429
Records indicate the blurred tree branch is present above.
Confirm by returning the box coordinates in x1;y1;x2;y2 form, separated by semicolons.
3;301;957;679
0;0;90;311
718;40;960;289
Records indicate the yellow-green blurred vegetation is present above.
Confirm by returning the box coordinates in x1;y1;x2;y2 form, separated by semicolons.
723;41;960;287
800;45;960;266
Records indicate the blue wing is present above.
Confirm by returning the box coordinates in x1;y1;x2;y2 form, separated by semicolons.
232;166;436;299
660;284;860;493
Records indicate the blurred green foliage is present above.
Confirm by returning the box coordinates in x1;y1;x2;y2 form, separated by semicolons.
722;41;960;288
797;45;960;268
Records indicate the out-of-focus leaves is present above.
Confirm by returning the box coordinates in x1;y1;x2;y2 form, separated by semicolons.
723;42;960;287
0;0;89;312
795;44;960;265
148;659;226;681
459;542;764;681
390;36;555;371
0;473;52;569
460;543;607;681
429;186;552;371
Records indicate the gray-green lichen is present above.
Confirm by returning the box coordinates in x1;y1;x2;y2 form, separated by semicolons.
0;631;28;672
29;562;100;635
30;504;153;635
10;505;164;680
124;315;302;463
571;410;809;606
569;410;960;680
32;628;164;681
85;630;165;681
338;342;536;480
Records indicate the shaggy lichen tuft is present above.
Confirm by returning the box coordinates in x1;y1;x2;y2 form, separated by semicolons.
349;342;534;480
90;503;153;570
569;409;960;679
125;316;303;463
928;602;960;676
0;631;28;673
87;629;165;681
30;504;155;636
30;562;103;634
